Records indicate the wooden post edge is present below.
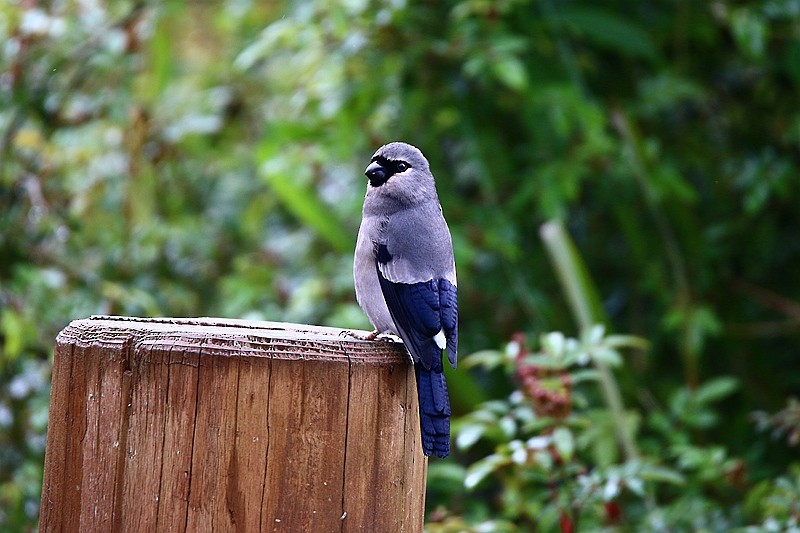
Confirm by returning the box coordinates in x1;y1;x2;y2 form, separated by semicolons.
40;316;427;532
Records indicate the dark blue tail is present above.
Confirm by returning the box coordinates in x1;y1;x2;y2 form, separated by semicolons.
415;365;451;458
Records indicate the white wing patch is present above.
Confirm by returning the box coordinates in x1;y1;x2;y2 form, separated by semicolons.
378;257;428;284
433;329;446;350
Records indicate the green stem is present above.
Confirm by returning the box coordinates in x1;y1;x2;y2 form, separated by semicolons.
539;220;639;461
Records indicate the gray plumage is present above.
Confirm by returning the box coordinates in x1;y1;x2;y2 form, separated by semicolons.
354;141;458;457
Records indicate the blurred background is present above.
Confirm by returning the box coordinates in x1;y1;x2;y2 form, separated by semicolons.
2;0;799;531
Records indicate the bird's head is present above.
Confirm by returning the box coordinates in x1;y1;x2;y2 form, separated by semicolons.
363;142;437;208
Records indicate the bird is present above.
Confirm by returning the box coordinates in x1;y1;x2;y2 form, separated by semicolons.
353;141;458;458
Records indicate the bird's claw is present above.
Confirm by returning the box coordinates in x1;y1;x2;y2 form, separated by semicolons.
340;329;398;343
340;329;381;341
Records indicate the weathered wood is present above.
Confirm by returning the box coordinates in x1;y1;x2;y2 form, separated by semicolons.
40;316;427;532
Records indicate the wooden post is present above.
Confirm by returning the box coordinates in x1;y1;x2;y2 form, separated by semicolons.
39;316;427;532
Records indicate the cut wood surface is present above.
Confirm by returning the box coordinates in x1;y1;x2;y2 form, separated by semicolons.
39;316;427;532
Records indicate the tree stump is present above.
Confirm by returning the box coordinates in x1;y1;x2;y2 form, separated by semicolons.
39;316;427;532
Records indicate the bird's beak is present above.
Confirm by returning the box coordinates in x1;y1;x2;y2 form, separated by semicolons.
365;161;388;186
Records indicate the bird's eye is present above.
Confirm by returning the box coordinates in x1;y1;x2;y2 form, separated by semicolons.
396;161;410;172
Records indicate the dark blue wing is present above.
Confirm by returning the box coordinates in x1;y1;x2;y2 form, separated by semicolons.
377;276;441;370
374;243;458;458
374;250;458;370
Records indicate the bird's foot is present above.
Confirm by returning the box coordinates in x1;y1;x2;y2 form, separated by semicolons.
340;329;395;342
341;329;380;341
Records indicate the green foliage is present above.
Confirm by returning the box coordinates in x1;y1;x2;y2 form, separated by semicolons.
2;0;800;530
740;465;800;532
429;328;753;531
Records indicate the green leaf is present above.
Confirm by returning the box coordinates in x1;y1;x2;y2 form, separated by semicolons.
257;150;351;253
638;465;686;485
552;426;575;461
144;8;178;101
465;453;506;490
464;349;506;370
695;376;739;405
729;7;767;59
604;334;650;351
584;323;605;344
539;221;607;329
499;415;517;439
540;331;566;357
569;369;601;384
561;6;660;61
427;461;467;485
1;309;24;362
492;55;528;91
590;347;622;367
457;423;487;450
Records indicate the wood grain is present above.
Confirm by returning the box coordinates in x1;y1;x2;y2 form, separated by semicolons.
40;316;427;532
